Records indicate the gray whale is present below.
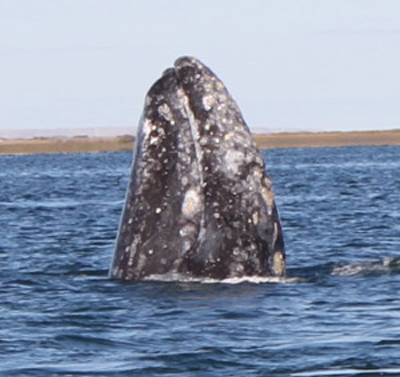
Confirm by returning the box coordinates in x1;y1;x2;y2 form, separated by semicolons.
109;56;285;281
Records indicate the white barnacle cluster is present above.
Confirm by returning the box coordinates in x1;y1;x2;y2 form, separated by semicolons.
179;223;196;237
223;149;244;176
181;189;202;217
148;123;166;146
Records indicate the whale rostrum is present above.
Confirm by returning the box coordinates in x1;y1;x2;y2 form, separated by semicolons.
109;56;285;281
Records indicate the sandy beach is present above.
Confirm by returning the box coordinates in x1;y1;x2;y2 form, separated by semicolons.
0;130;399;155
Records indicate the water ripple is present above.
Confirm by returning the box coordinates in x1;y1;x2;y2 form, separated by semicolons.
1;147;399;376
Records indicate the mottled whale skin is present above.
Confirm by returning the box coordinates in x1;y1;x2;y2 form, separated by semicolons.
109;57;285;281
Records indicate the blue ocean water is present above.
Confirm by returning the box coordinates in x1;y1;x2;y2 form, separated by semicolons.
1;146;399;376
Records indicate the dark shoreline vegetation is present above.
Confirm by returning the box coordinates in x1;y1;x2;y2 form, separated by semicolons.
1;129;399;155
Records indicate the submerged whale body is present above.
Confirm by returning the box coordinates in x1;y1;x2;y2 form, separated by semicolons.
109;56;285;281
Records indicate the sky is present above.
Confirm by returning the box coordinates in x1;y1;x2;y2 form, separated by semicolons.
1;0;400;136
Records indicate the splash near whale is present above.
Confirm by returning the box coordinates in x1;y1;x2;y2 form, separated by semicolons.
109;57;285;281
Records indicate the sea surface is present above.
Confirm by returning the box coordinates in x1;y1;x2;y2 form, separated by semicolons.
1;146;399;376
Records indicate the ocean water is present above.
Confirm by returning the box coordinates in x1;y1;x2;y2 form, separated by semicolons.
1;146;399;376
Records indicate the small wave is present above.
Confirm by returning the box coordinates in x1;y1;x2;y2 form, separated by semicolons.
292;367;400;376
332;257;400;277
142;272;303;284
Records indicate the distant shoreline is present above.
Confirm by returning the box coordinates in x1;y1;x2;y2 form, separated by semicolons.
0;130;399;155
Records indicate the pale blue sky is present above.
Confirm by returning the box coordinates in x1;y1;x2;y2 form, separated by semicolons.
1;0;399;134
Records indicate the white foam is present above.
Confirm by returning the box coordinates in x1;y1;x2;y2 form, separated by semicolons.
142;272;302;284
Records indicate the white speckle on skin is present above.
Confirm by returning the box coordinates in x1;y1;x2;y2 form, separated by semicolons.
202;94;215;111
217;93;227;103
179;224;196;237
253;169;262;179
236;264;244;272
125;246;130;252
155;207;162;214
141;119;152;138
224;132;234;141
213;213;220;219
128;218;133;224
149;135;160;145
128;252;135;266
181;176;189;186
252;212;259;225
137;254;147;271
182;239;192;252
148;249;153;255
273;222;278;247
273;251;285;276
145;95;152;107
180;154;190;164
216;81;224;90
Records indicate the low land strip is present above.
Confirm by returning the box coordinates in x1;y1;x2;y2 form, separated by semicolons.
0;130;399;155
